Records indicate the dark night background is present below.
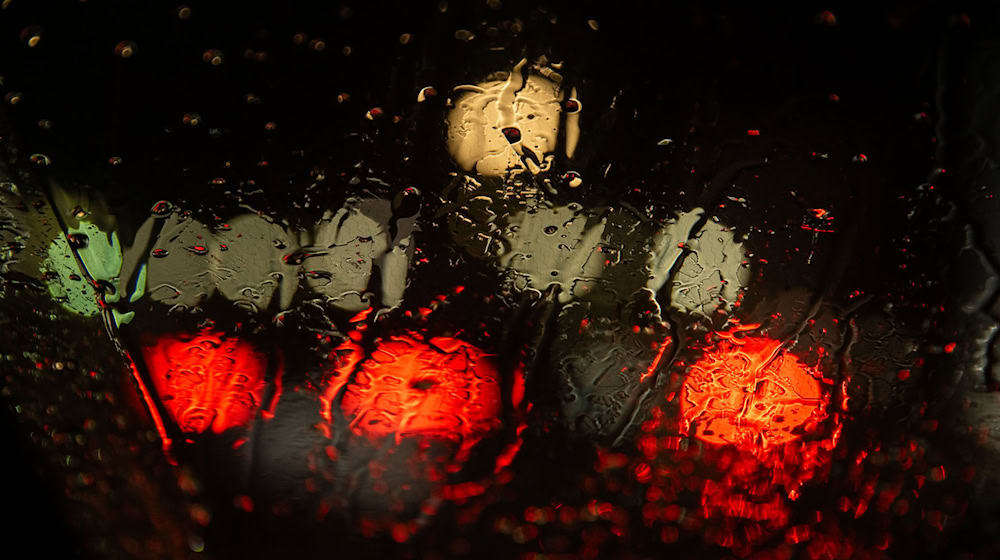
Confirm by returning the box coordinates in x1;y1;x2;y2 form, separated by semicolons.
2;0;1000;558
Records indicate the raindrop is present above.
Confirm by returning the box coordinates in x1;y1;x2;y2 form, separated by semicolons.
186;245;209;255
71;206;88;219
188;535;205;553
150;200;173;216
114;40;137;58
202;49;224;65
309;38;326;51
20;26;43;48
182;113;201;126
393;186;422;216
366;107;384;120
337;92;351;103
264;121;278;131
37;119;52;130
816;10;837;25
417;86;437;103
399;33;412;45
587;19;600;31
454;29;475;42
177;5;192;19
151;248;169;258
4;92;22;105
303;270;332;281
543;226;558;235
852;153;869;164
96;280;116;295
67;233;89;250
563;171;582;188
272;239;287;249
30;153;52;167
2;240;25;260
501;126;521;144
108;156;123;166
245;93;261;104
292;33;307;45
563;98;582;113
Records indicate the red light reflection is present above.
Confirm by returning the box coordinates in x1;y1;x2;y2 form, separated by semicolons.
680;331;824;450
339;335;502;444
140;330;274;434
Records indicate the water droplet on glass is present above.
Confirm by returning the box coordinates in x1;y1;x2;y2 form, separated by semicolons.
852;153;869;164
309;38;326;51
399;33;413;45
177;5;192;19
186;245;209;255
394;186;422;216
202;49;224;65
563;171;582;188
337;92;351;103
587;19;600;31
151;248;169;258
417;86;437;103
20;26;43;48
366;107;383;120
67;233;89;250
37;119;52;130
71;206;89;219
264;121;277;131
108;156;123;166
564;98;582;113
4;92;22;105
114;40;137;58
182;113;201;126
150;200;173;216
543;226;558;235
30;153;51;167
245;93;261;104
272;239;287;249
816;10;837;25
501;126;521;144
454;29;475;42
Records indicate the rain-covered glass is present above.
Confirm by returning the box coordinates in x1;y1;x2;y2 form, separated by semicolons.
1;2;997;559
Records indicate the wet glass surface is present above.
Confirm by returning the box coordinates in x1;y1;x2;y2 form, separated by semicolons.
2;1;999;558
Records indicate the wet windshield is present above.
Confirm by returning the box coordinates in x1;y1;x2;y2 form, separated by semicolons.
1;1;996;559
